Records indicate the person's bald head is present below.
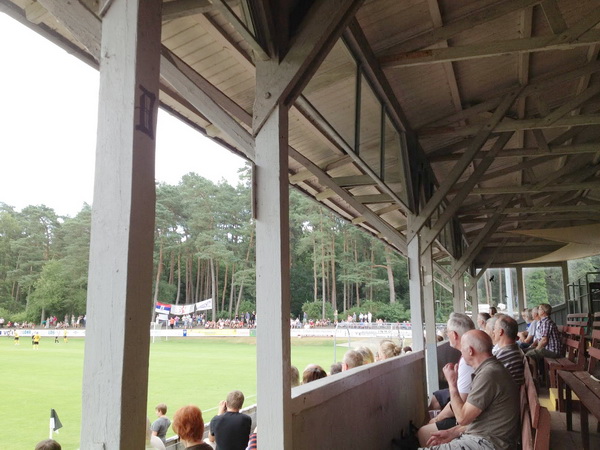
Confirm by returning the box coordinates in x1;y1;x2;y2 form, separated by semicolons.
460;330;494;368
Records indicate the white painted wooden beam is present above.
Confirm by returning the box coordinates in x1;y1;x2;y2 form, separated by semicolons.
80;0;162;448
253;0;365;135
255;104;292;450
422;244;439;394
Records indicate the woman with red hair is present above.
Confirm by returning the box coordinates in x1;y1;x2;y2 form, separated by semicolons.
172;405;212;449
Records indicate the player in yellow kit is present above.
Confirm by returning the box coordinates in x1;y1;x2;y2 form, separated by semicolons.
33;332;40;350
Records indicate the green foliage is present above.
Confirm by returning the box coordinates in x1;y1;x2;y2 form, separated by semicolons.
344;300;409;322
525;270;549;307
302;301;334;320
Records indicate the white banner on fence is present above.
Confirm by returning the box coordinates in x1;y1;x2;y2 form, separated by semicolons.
170;304;195;315
195;298;213;311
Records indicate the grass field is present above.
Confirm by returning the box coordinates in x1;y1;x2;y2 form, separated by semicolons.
0;334;345;449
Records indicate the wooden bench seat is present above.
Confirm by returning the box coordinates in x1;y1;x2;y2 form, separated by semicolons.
522;358;550;450
545;326;586;388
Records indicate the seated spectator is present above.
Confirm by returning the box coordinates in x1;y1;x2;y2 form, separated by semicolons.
519;306;539;349
485;316;499;354
517;308;532;342
172;405;212;449
151;403;171;445
492;314;525;385
403;346;413;354
376;339;401;360
209;390;252;450
489;306;498;316
330;362;342;374
418;313;475;446
146;417;166;450
290;365;300;387
35;440;61;450
476;312;490;331
356;346;375;364
247;427;257;450
526;303;563;377
341;350;363;371
423;330;520;450
302;364;327;384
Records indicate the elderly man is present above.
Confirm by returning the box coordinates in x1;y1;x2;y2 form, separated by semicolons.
422;330;520;450
492;314;525;385
341;349;364;371
526;303;562;377
418;313;475;446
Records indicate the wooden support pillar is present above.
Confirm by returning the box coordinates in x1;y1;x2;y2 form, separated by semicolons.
516;266;526;311
469;275;479;318
561;261;570;305
255;103;292;449
452;274;465;313
422;243;439;394
80;0;162;448
407;230;425;352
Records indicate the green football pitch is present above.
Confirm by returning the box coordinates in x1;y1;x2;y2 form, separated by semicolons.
0;335;344;449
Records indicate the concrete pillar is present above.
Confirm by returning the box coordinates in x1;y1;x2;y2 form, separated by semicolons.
80;0;162;448
255;104;292;449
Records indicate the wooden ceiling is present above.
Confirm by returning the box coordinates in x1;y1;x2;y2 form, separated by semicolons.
2;0;599;272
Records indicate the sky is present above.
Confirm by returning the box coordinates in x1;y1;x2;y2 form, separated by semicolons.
0;13;246;217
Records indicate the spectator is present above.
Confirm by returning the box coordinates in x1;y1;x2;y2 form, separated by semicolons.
424;330;520;450
247;427;257;450
147;417;166;450
492;314;525;385
151;403;171;445
290;365;300;388
418;313;475;446
209;390;252;450
489;306;498;316
35;440;61;450
330;362;342;374
485;316;499;354
526;303;563;377
476;313;490;331
403;346;413;354
519;306;539;349
356;346;375;364
172;405;212;449
341;350;363;371
376;339;401;360
302;364;327;384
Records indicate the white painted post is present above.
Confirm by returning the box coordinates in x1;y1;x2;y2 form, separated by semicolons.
80;0;162;448
407;230;424;352
452;275;465;313
516;266;526;311
255;104;292;449
422;244;439;393
561;261;570;305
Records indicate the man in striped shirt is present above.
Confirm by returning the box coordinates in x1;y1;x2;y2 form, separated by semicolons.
493;315;525;385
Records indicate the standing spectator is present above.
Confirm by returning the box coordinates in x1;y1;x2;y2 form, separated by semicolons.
209;390;251;450
151;403;171;445
172;405;212;449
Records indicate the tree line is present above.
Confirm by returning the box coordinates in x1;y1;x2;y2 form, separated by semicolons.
1;168;597;324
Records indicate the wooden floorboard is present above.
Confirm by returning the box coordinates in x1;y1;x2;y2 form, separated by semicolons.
538;387;600;449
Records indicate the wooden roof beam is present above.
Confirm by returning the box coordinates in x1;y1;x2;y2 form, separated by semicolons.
430;143;600;162
471;181;600;195
253;0;365;134
161;0;238;22
459;204;600;215
377;0;542;55
381;13;600;69
408;91;521;239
